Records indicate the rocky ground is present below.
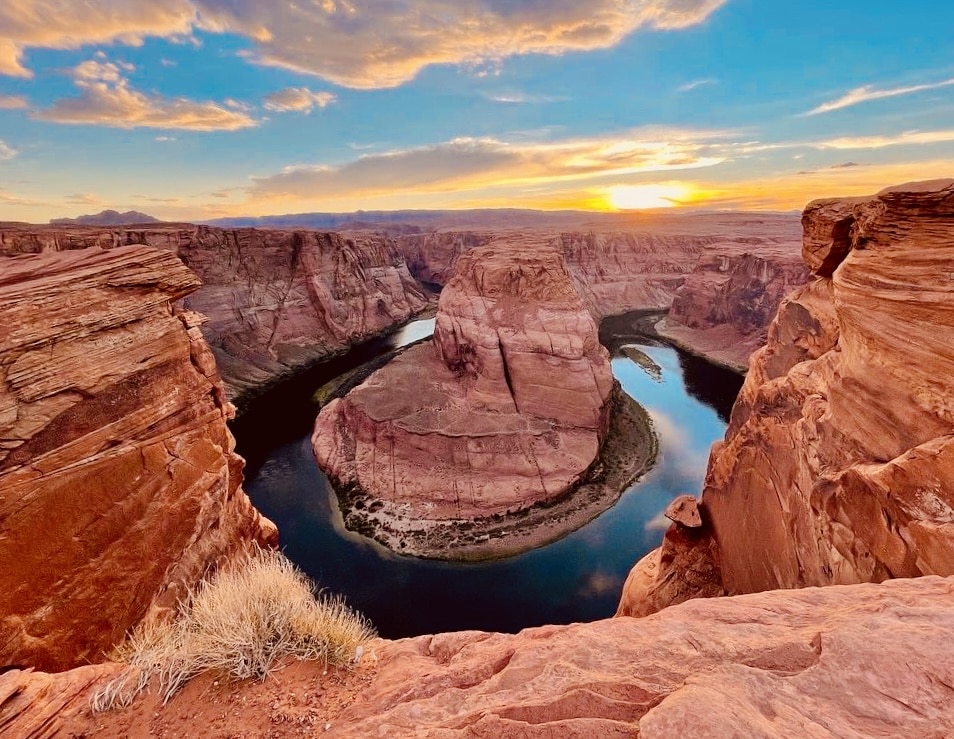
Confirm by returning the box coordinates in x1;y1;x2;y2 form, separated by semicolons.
4;576;954;737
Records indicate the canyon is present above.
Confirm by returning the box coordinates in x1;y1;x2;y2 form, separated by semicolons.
313;241;656;558
5;185;953;735
0;212;803;408
0;226;431;403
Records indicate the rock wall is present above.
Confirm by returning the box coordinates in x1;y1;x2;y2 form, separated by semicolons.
5;577;954;737
313;242;631;556
0;246;276;672
619;179;954;614
400;218;803;368
655;248;809;371
0;226;430;403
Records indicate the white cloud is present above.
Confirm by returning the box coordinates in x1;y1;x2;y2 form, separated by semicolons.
250;128;730;201
262;87;337;113
817;129;954;150
0;1;727;87
34;58;257;131
0;139;16;160
677;78;717;93
805;77;954;116
0;94;28;109
485;91;568;104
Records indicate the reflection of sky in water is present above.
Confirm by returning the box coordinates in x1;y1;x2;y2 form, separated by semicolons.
391;318;436;346
245;322;734;638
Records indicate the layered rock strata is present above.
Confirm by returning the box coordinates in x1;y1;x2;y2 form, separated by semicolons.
655;248;809;371
620;179;954;613
314;242;655;557
400;216;804;368
0;246;276;672
0;226;430;403
6;577;954;737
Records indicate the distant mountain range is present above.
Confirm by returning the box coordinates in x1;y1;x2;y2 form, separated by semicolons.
202;208;604;230
42;207;799;232
50;210;161;226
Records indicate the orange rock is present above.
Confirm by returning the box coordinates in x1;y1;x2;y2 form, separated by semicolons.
313;243;614;531
620;179;954;614
656;248;808;371
17;577;954;738
0;246;276;672
0;225;430;403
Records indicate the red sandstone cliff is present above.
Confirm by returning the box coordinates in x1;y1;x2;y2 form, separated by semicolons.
0;246;276;672
0;226;430;403
400;215;803;368
313;242;633;555
655;247;809;371
619;179;954;615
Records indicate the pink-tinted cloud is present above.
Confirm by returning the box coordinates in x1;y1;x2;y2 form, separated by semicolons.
34;59;257;131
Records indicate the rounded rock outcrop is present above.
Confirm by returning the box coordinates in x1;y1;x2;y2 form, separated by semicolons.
313;241;653;557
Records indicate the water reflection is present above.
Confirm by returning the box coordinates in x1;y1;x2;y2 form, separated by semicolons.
236;318;742;637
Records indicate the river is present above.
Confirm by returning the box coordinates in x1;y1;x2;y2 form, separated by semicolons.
231;316;743;637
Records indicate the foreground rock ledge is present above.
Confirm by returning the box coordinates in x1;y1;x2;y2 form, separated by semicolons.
313;242;656;558
4;577;953;737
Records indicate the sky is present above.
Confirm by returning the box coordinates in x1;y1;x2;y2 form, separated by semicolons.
0;0;952;222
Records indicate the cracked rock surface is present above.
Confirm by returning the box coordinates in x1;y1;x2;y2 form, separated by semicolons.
5;576;954;737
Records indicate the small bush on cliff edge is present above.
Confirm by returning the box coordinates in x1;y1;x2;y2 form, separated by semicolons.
91;546;375;711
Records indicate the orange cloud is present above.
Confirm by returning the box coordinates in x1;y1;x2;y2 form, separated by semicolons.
0;1;727;87
262;87;337;113
0;1;195;77
250;129;730;202
34;59;257;131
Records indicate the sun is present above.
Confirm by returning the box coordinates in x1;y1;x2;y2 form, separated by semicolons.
607;183;693;210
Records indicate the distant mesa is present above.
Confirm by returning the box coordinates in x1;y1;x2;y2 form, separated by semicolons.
50;209;161;226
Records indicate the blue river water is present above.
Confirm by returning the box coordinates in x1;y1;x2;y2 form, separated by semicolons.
233;317;742;637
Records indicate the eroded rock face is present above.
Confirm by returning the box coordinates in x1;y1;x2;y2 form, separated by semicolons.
313;243;619;552
0;226;430;403
399;216;803;368
0;246;276;672
620;179;954;612
655;248;809;371
7;577;954;737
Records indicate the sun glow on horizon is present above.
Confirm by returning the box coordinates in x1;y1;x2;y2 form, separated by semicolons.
606;183;696;210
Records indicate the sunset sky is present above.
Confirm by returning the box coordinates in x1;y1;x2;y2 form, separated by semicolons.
1;0;952;222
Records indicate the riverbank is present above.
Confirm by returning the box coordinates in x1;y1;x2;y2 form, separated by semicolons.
230;301;439;414
599;309;748;375
327;382;658;561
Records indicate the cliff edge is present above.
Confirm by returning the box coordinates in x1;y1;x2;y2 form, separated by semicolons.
620;178;954;614
0;246;276;672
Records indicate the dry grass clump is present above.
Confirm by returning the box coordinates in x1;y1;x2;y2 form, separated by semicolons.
91;547;375;712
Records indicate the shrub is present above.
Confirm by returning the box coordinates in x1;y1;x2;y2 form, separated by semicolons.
91;546;375;711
